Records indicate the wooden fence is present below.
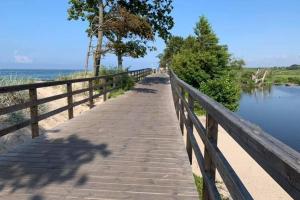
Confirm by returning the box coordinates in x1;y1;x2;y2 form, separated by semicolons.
0;68;152;138
169;69;300;200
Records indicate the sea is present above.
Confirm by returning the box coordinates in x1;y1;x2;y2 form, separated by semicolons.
0;69;83;81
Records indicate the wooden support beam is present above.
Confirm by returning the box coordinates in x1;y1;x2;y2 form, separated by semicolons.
103;78;107;101
179;86;185;134
186;93;194;164
66;83;74;119
29;88;39;138
88;80;94;108
203;113;218;200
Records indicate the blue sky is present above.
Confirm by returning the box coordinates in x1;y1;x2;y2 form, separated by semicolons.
0;0;300;70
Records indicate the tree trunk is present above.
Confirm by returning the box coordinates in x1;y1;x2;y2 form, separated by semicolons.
93;0;104;77
117;53;123;70
116;35;123;71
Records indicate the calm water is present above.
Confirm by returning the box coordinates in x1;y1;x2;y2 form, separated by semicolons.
237;86;300;152
0;69;82;80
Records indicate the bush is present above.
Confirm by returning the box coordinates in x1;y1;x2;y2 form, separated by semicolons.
200;75;241;111
287;77;300;85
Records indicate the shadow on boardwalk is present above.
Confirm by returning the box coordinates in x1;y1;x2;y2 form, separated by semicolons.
0;134;111;199
131;75;170;94
139;76;170;86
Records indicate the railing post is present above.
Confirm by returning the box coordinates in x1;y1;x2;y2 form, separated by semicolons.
173;82;180;119
88;80;94;108
120;74;123;89
179;86;185;134
138;70;141;81
202;113;218;200
66;82;74;119
103;78;107;101
29;88;39;138
186;93;193;164
113;76;116;88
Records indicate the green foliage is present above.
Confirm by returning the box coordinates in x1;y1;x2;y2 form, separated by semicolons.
108;89;125;99
172;16;231;83
287;64;300;70
159;36;185;69
68;0;174;70
193;174;203;200
165;16;241;111
200;75;241;111
230;58;245;69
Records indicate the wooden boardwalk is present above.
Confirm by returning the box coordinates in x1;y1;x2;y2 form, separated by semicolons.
0;73;198;200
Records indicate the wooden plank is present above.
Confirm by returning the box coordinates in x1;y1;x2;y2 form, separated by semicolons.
103;78;107;101
88;80;94;108
66;83;73;119
186;93;193;164
179;86;185;134
29;88;39;138
203;113;218;200
0;120;31;137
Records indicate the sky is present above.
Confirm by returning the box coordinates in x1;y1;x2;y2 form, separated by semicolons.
0;0;300;70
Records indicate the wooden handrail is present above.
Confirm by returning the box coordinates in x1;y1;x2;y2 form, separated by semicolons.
0;68;152;138
169;69;300;200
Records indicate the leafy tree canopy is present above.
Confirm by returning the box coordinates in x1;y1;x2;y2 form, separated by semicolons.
161;16;241;111
68;0;174;70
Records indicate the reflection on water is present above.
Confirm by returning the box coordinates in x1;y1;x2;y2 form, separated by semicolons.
237;85;300;152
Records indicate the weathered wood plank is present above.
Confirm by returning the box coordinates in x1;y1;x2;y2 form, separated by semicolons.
29;88;39;138
0;73;197;200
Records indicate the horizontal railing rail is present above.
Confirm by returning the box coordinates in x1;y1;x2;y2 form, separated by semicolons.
169;69;300;200
0;68;152;138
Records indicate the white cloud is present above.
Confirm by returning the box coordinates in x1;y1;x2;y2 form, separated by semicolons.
14;51;33;64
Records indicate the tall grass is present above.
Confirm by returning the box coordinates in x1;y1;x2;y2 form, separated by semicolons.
57;67;135;98
0;76;47;124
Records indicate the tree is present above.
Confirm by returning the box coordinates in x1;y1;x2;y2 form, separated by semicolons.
159;36;184;69
68;0;174;75
230;58;245;69
104;6;154;69
170;16;240;111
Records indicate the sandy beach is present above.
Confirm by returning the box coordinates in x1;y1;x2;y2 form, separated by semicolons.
191;116;291;200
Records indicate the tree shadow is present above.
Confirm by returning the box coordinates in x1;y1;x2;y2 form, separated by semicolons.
140;76;170;86
0;134;111;198
132;88;158;94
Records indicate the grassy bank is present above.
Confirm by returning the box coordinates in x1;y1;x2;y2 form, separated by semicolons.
239;68;300;88
265;69;300;85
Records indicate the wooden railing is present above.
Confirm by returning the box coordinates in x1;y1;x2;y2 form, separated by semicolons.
169;69;300;200
0;68;152;138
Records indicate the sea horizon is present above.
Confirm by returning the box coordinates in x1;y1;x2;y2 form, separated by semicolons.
0;68;84;81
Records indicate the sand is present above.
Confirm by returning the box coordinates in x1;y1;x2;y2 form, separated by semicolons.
190;116;292;200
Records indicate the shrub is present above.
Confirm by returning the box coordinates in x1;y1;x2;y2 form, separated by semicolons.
200;75;241;111
194;174;203;199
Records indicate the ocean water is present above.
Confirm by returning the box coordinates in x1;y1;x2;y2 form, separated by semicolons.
0;69;83;81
